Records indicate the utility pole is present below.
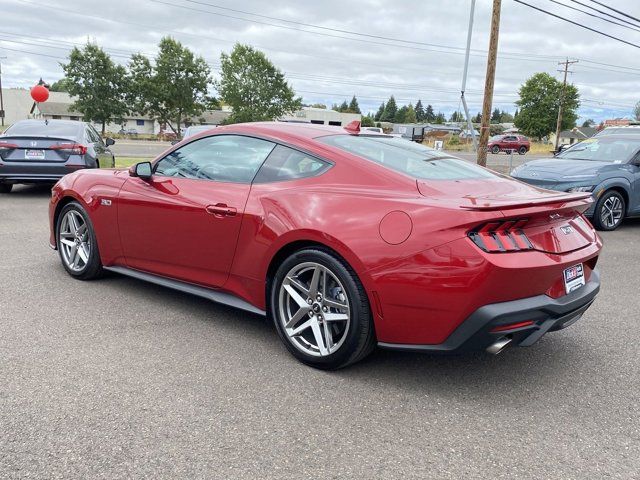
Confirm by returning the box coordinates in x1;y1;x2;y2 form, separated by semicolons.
0;57;6;127
554;58;578;152
461;0;478;152
477;0;502;167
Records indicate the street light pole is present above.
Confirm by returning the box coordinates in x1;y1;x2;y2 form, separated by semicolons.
461;0;478;153
477;0;502;167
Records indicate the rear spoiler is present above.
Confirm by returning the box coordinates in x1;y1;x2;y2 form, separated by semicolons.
459;192;592;211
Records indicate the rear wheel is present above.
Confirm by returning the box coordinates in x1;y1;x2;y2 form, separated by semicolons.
56;202;103;279
491;145;500;154
0;183;13;193
518;146;527;155
592;190;625;231
270;248;376;370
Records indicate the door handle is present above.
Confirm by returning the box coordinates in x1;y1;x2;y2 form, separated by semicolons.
206;203;237;217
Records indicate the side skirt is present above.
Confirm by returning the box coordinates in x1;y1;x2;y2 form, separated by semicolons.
104;266;266;316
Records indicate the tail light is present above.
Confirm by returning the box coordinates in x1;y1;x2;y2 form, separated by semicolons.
468;219;533;252
50;143;87;155
0;141;18;160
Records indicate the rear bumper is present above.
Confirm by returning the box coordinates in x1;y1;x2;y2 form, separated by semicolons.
0;163;87;183
379;268;600;353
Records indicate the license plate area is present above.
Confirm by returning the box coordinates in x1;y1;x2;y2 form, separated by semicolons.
25;149;45;160
564;263;585;294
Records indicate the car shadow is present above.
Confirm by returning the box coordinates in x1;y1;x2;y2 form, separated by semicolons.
7;184;54;198
97;270;597;402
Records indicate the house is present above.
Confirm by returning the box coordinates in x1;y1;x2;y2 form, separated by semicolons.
551;126;597;146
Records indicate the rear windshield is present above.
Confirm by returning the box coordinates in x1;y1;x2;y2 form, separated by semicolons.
317;135;496;180
4;121;81;137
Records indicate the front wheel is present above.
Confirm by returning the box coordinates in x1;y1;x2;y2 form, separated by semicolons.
491;145;500;154
270;248;376;370
56;202;104;279
0;183;13;193
518;146;527;155
592;190;625;231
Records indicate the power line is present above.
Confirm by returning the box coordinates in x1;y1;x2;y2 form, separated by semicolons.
513;0;640;49
567;0;640;28
546;0;640;33
587;0;640;25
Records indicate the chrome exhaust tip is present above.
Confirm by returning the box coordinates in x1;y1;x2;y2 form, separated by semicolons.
486;337;512;355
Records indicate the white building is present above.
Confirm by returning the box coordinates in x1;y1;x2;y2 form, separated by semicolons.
280;107;361;126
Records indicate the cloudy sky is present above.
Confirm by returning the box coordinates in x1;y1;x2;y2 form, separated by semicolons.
2;0;639;122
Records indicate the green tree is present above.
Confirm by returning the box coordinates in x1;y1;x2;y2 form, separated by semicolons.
450;111;464;122
49;77;72;92
434;112;446;124
582;118;595;127
361;114;375;127
129;37;213;138
394;105;408;123
374;102;385;121
62;44;129;134
472;112;482;123
310;103;326;109
490;107;502;123
348;95;361;114
514;108;519;119
404;104;417;123
515;72;580;139
337;100;349;112
215;43;300;124
415;100;425;122
634;101;640;121
499;110;514;123
425;104;435;122
381;96;397;122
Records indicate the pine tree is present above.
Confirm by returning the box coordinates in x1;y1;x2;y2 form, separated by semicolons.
415;99;425;122
381;96;397;122
374;102;385;121
425;104;435;122
348;95;361;114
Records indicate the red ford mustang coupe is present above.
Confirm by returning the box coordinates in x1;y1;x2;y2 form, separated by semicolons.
49;122;602;369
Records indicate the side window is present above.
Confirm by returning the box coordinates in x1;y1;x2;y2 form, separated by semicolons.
253;145;332;183
86;126;102;144
154;135;275;183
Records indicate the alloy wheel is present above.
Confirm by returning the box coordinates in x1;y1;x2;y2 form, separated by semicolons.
59;210;91;272
600;195;623;229
278;262;351;357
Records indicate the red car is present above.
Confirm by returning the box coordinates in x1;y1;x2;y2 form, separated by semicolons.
49;122;601;369
488;134;530;154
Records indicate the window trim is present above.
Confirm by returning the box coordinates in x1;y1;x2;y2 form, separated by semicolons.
152;133;334;185
253;144;333;184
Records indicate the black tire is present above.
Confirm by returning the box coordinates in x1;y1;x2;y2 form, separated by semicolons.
56;201;104;280
0;183;13;193
592;190;625;231
518;146;527;155
491;145;500;154
270;248;376;370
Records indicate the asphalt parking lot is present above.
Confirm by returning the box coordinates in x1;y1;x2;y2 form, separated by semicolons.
1;186;638;479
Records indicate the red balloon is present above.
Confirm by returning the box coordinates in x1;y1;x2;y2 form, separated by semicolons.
30;84;49;103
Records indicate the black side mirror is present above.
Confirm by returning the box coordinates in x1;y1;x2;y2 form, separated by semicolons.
129;161;153;181
105;137;116;146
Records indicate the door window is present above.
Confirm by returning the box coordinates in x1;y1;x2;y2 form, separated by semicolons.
253;145;332;183
154;135;275;183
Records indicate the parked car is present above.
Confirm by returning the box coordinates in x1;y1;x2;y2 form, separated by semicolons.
49;121;601;369
0;119;115;193
118;128;138;136
488;134;530;154
362;127;384;134
512;134;640;230
157;130;177;141
594;125;640;136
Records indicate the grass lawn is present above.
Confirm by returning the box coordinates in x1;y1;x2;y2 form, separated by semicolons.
115;157;152;168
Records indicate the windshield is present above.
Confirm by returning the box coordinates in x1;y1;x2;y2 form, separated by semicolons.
558;137;640;162
317;135;497;180
4;121;81;137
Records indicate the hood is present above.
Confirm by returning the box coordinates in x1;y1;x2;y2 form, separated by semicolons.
514;158;609;181
416;177;591;211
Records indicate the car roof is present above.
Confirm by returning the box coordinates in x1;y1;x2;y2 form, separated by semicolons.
206;121;355;143
12;119;87;127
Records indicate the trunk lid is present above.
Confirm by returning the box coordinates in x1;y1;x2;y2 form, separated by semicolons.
417;178;596;254
0;136;83;163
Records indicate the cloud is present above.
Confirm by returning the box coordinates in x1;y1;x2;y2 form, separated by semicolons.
1;0;638;122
